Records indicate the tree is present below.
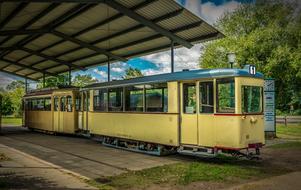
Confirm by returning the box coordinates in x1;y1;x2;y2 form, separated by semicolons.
0;92;13;116
6;80;25;91
123;67;143;79
72;74;98;87
200;0;301;112
37;74;68;89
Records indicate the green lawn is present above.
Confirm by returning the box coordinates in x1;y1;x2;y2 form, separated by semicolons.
87;160;262;190
1;117;22;126
276;124;301;138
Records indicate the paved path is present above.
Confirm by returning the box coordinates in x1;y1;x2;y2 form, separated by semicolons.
0;143;96;189
225;171;301;190
0;127;179;179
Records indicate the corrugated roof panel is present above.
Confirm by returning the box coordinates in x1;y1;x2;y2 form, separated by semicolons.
0;61;10;68
58;48;95;61
4;50;29;61
29;3;77;29
117;0;145;8
73;54;107;66
17;68;34;75
4;65;22;72
20;55;44;65
35;60;58;69
135;0;180;20
94;27;156;50
27;72;43;79
0;3;19;23
47;64;68;73
42;41;80;56
57;4;118;36
25;33;62;51
113;36;170;56
1;35;28;47
4;3;49;30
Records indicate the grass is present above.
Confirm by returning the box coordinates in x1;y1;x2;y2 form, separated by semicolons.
1;117;22;126
87;160;262;190
276;124;301;138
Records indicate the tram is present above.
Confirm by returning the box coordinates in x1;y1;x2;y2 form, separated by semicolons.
23;66;264;158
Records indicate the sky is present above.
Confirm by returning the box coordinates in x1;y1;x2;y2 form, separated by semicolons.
0;0;250;88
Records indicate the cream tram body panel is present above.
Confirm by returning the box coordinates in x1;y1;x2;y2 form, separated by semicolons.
196;77;264;149
88;82;180;146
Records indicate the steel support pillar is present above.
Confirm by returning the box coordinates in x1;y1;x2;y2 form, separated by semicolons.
25;78;28;93
43;73;45;88
68;67;72;86
171;40;175;73
107;57;110;82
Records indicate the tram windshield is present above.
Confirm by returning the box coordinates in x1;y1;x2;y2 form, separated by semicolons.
242;86;262;113
217;79;235;113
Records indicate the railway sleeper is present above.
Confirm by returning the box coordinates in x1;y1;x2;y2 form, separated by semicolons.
101;136;177;156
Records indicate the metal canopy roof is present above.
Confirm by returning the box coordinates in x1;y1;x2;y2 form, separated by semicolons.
0;0;224;81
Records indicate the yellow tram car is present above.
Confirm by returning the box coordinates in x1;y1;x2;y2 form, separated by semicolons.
24;66;265;158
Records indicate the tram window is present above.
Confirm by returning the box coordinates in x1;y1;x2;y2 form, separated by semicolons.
61;97;66;112
44;98;51;111
217;79;235;113
183;83;196;114
125;85;144;112
54;97;59;111
200;82;214;113
242;86;262;113
94;89;107;111
66;96;72;112
75;96;81;111
145;83;168;112
109;88;123;112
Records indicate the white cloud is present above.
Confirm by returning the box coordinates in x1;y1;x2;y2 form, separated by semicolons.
199;1;241;24
93;69;107;78
111;67;124;73
141;43;204;75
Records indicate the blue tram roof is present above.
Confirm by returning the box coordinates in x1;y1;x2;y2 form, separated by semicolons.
83;67;264;90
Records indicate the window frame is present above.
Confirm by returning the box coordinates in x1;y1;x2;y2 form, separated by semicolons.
183;83;197;114
199;81;214;114
216;78;236;113
145;83;168;113
241;85;263;114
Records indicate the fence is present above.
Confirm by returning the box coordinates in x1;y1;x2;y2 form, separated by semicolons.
276;116;301;125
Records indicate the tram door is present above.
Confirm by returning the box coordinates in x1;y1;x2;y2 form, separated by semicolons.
180;82;199;145
82;91;89;131
58;96;66;132
53;96;60;132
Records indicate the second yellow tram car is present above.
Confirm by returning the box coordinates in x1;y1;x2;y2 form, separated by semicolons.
24;66;265;158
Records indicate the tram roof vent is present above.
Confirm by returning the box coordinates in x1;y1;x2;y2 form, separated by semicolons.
182;69;190;72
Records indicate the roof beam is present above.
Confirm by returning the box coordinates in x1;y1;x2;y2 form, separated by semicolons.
104;0;193;48
0;3;61;46
0;2;28;29
18;0;156;64
19;47;86;70
16;0;156;73
109;21;203;52
0;28;50;36
0;58;56;76
0;69;38;81
27;8;182;70
2;0;104;3
51;30;128;62
80;32;221;70
0;4;93;59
